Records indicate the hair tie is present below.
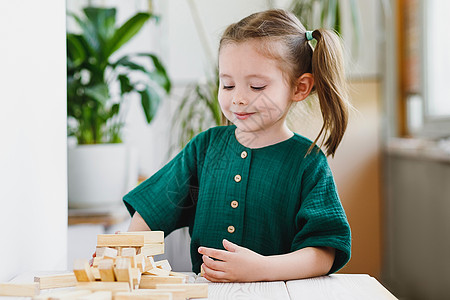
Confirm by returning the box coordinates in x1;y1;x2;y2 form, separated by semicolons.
305;31;314;41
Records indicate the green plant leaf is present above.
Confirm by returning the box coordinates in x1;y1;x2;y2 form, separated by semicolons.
68;12;100;55
113;55;148;73
83;7;116;42
67;34;86;69
84;83;109;104
137;53;172;93
109;103;120;118
118;74;134;94
106;12;151;58
139;87;161;123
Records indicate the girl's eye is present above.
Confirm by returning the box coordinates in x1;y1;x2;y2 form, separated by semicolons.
223;85;235;90
251;86;266;91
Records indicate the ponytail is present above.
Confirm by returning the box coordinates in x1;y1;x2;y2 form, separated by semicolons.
309;29;349;157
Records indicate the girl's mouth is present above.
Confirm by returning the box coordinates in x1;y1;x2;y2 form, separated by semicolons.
234;112;255;120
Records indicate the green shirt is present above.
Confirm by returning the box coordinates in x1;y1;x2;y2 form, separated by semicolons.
123;125;351;274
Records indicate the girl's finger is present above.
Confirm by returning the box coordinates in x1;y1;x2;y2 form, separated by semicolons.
202;263;229;282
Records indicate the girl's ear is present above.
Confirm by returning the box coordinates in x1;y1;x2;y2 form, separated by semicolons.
292;73;314;102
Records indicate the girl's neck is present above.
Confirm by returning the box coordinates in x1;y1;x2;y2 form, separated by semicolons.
234;122;294;149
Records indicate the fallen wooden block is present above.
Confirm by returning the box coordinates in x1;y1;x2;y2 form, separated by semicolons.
139;275;185;289
144;268;171;277
115;291;172;300
76;281;130;293
131;288;186;300
96;247;118;259
32;289;92;300
168;271;189;279
97;234;144;247
155;283;208;299
74;259;95;282
0;282;40;297
145;257;157;272
119;231;164;244
155;260;172;271
78;291;112;300
34;273;77;289
98;259;116;282
140;243;164;256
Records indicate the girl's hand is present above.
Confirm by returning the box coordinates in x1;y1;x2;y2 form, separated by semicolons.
198;239;267;282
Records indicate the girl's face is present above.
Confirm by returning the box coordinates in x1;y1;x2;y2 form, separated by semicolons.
218;40;294;136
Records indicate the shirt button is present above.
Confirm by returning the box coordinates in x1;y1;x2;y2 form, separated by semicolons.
234;174;241;182
241;151;248;159
231;200;239;208
227;225;235;234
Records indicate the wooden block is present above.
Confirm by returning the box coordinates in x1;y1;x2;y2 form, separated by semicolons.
145;257;156;272
98;247;118;259
144;268;171;277
34;273;77;289
168;271;189;279
74;259;95;282
98;259;116;282
91;268;101;281
115;291;172;300
119;231;164;244
155;283;208;298
76;282;130;292
96;247;106;257
92;257;105;268
121;248;137;267
140;243;164;256
200;265;205;277
133;289;186;300
97;234;144;247
32;289;92;300
155;260;172;271
139;275;185;289
0;282;39;296
135;254;145;272
114;258;133;290
131;268;141;287
78;291;112;300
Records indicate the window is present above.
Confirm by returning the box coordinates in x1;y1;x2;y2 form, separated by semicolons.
424;0;450;118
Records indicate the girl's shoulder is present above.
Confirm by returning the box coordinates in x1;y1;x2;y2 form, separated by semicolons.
290;133;327;159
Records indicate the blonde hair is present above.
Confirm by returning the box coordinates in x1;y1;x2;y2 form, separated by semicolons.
219;9;349;157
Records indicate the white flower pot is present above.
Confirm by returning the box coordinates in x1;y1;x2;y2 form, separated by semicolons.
68;144;138;209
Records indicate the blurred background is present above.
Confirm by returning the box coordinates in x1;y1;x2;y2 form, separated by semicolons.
1;0;449;299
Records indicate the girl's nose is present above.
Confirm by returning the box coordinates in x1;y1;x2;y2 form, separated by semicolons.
232;95;248;105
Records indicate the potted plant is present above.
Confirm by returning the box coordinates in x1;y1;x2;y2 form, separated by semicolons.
67;6;171;208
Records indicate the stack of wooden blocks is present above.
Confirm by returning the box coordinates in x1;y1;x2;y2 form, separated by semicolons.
0;231;208;299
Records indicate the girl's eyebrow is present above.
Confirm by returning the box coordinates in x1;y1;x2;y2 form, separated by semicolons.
219;73;270;80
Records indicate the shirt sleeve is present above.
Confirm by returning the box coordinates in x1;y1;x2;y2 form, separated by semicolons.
291;151;351;274
123;130;210;235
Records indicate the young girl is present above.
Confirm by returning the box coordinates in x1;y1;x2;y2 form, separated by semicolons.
123;9;351;282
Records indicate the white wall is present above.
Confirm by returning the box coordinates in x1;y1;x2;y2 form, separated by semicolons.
0;0;67;281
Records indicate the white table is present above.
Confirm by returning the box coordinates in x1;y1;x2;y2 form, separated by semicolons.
195;274;397;300
5;272;397;299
